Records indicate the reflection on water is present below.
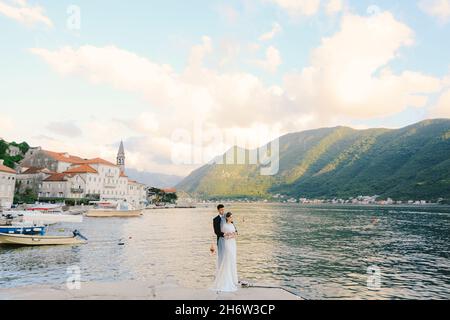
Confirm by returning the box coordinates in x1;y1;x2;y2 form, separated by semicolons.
1;204;449;299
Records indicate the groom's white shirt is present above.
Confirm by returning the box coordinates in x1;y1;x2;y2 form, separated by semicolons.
218;214;225;230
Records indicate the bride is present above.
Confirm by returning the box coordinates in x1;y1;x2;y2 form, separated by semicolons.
212;212;239;292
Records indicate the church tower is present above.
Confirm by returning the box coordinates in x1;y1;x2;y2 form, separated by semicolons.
117;141;125;173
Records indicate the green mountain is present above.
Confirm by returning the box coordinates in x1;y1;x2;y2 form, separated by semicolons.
177;119;450;201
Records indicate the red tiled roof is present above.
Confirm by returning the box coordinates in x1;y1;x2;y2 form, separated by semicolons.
44;173;68;182
22;167;55;174
0;164;16;174
127;179;145;186
43;150;117;167
43;150;85;164
22;167;43;174
120;171;128;177
163;188;177;193
83;158;116;167
64;164;98;174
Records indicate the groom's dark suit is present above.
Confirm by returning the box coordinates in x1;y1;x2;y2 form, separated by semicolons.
213;215;224;245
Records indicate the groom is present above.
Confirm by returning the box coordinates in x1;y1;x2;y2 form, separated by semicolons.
212;204;239;251
213;204;225;245
212;204;226;267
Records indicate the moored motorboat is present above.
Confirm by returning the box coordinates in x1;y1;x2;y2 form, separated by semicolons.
0;212;47;235
0;230;87;246
0;225;46;236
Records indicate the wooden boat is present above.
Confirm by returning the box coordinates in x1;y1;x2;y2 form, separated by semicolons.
85;209;143;218
0;232;87;246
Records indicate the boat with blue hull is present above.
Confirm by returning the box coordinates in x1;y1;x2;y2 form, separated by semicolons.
1;212;46;235
0;225;46;236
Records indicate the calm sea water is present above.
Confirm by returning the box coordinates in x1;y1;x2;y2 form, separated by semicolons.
1;203;449;300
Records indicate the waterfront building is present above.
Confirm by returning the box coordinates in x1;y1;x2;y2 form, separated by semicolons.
24;142;148;208
127;179;147;208
0;160;16;209
20;149;87;173
16;167;54;195
40;173;85;199
40;159;129;202
24;146;42;159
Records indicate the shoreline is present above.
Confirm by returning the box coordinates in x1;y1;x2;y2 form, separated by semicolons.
191;202;450;208
0;280;302;300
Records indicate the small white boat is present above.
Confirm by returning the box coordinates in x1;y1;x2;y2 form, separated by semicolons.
25;203;64;213
21;212;83;224
85;209;143;217
85;201;143;218
67;208;88;216
0;230;87;246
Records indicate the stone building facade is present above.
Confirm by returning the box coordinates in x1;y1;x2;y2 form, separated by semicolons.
16;167;54;195
0;160;16;209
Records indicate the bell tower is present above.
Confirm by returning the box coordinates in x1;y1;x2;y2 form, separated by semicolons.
117;141;125;173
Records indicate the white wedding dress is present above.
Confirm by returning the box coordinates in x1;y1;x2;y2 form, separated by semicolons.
212;222;239;292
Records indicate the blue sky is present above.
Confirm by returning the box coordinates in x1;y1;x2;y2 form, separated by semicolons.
0;0;449;176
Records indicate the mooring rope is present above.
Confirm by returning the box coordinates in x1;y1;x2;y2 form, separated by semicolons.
241;282;307;300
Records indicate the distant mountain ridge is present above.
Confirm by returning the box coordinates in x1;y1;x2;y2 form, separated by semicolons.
126;168;183;189
177;119;450;201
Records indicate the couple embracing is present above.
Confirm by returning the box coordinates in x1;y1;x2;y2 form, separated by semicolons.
210;204;239;292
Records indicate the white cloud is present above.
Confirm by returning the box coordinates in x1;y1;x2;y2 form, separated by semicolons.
46;121;82;138
267;0;321;16
0;114;14;140
0;0;52;27
216;3;239;24
254;46;282;72
188;36;213;68
30;39;287;128
30;45;181;109
325;0;343;15
30;38;291;173
283;12;442;118
419;0;450;23
430;89;450;117
218;40;241;67
122;112;160;134
123;136;197;176
259;22;282;41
